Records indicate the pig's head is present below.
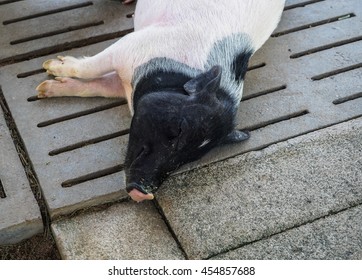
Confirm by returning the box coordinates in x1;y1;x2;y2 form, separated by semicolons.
125;66;249;202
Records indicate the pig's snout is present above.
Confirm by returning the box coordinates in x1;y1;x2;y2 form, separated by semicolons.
126;182;155;202
122;0;135;4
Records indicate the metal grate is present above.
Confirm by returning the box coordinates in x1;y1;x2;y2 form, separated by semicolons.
0;0;361;218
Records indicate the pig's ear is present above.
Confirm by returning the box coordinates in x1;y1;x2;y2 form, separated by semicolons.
221;130;250;145
184;65;222;96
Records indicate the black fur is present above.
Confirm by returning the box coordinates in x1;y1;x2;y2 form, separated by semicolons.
125;66;238;194
232;51;253;82
126;36;253;195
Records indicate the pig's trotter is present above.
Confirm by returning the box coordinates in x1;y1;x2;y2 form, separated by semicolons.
36;77;79;98
36;74;125;98
43;56;79;78
36;79;62;98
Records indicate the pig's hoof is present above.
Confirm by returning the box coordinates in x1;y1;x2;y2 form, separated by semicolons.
36;77;70;98
36;80;53;98
43;56;79;77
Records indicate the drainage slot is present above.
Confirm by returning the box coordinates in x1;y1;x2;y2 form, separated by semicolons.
18;69;46;79
284;0;325;11
49;129;130;156
2;2;93;25
27;95;41;102
0;0;24;5
242;110;309;131
333;92;362;105
61;164;124;188
290;35;362;58
242;85;287;101
37;100;127;127
272;13;355;37
247;63;266;72
10;21;104;45
0;179;6;198
311;62;362;81
0;29;133;67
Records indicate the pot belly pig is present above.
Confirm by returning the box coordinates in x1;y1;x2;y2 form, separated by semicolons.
37;0;285;202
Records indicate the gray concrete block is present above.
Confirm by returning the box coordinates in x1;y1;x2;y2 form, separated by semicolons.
0;40;132;218
157;118;362;259
0;107;43;244
212;205;362;260
52;201;185;260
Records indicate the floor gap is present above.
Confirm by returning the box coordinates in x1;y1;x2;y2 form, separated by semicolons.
153;199;189;260
241;110;309;132
37;100;127;127
0;86;53;233
290;35;362;58
207;199;362;259
311;62;362;81
2;2;93;25
10;21;104;45
284;0;325;11
61;164;124;188
272;13;355;37
0;179;6;198
333;92;362;105
49;129;130;156
242;85;287;101
0;29;133;67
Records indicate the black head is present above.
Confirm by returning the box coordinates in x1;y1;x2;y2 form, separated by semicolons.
125;66;249;201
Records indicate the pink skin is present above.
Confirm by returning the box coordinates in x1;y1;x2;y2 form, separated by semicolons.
128;189;154;202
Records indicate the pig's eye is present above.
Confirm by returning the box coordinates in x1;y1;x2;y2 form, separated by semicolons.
167;122;182;141
172;118;189;151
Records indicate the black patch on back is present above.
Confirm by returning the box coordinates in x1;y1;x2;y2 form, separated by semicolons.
232;50;253;82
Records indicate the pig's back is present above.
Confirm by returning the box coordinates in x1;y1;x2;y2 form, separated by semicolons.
134;0;285;51
125;0;284;107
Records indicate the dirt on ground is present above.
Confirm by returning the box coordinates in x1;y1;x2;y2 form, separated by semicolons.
0;233;60;260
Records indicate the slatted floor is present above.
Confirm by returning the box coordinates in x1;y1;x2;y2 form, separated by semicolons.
0;0;361;219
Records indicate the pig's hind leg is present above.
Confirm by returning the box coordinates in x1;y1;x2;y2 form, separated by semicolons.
36;72;125;99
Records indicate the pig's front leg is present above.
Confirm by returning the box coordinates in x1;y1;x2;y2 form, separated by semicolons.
43;49;115;79
36;72;125;99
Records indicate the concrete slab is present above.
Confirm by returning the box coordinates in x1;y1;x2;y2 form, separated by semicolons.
157;118;362;259
0;103;43;244
0;0;361;219
0;40;132;218
212;205;362;260
0;0;135;64
51;201;185;260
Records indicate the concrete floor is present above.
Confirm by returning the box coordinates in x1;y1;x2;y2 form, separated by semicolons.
0;0;361;259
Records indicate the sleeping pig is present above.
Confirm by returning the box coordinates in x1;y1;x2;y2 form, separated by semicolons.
36;0;285;202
